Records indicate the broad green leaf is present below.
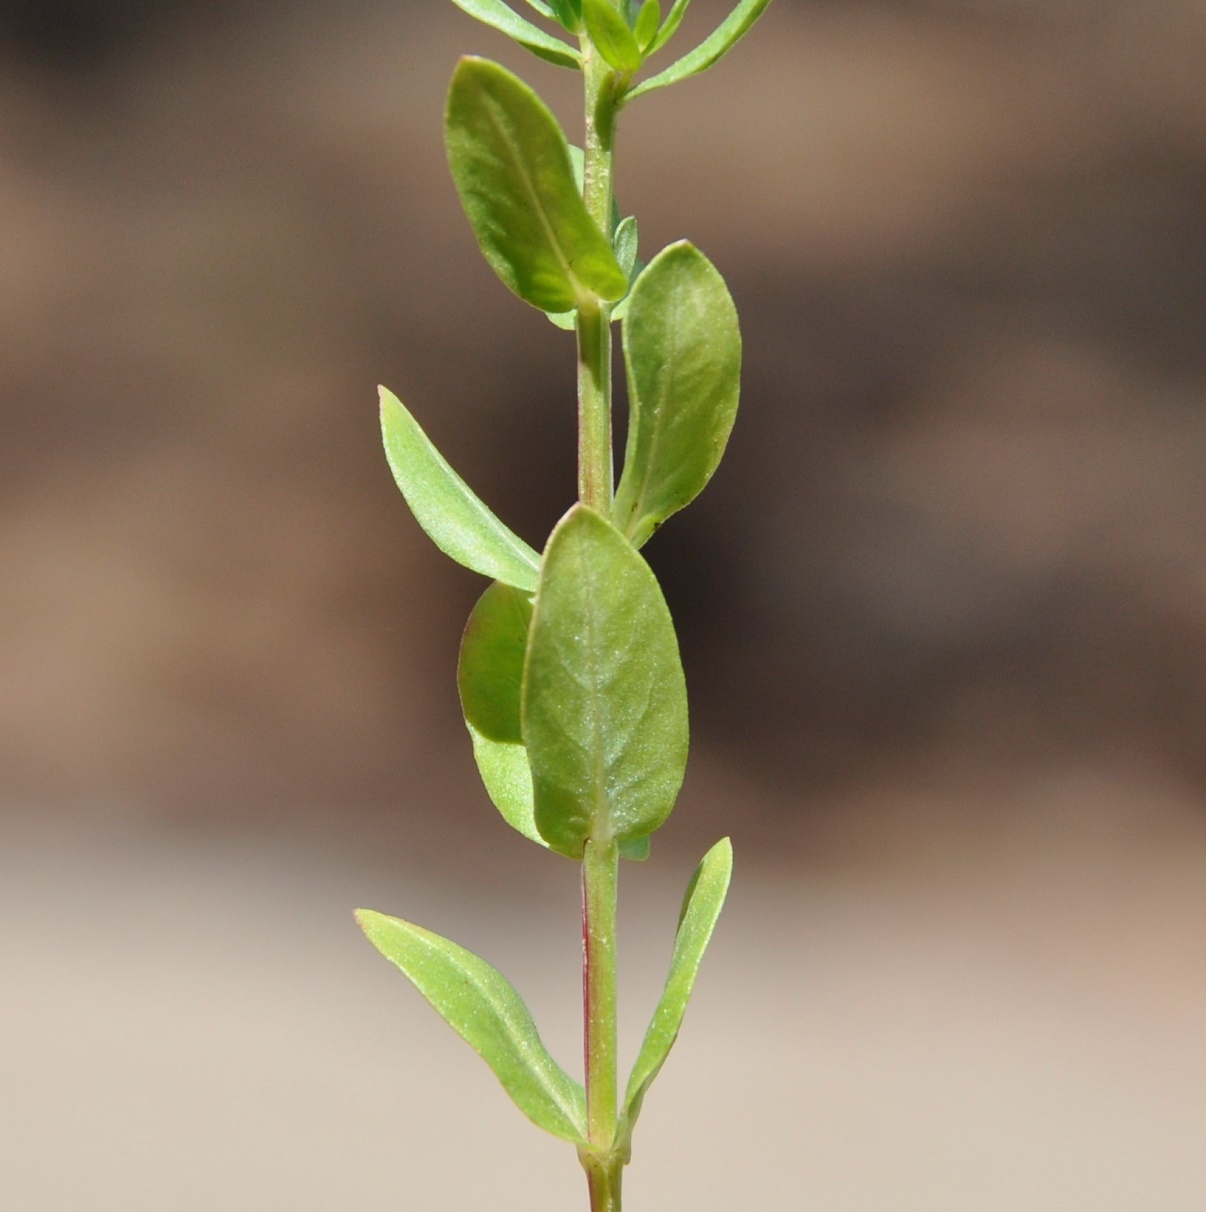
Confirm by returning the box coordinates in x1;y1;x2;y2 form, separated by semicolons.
612;242;740;547
646;0;688;54
634;0;661;50
623;0;773;101
356;909;587;1142
446;58;628;313
582;0;643;73
622;836;732;1130
523;505;688;858
380;386;540;591
459;581;546;846
448;0;582;69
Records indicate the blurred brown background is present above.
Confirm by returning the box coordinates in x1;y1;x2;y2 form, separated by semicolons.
2;1;1205;1207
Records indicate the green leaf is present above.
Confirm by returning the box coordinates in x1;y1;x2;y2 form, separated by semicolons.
613;214;639;277
612;241;741;547
633;0;661;50
546;0;583;31
523;505;688;858
623;0;773;101
466;725;545;847
448;0;582;69
582;0;644;72
380;386;540;591
645;0;688;54
459;581;532;744
356;909;587;1142
622;836;733;1130
523;0;556;17
446;58;628;313
459;581;546;847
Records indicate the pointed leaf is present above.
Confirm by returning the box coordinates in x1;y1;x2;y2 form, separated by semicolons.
645;0;689;54
624;0;773;101
582;0;643;73
612;242;741;547
446;58;628;313
380;387;540;590
523;505;688;858
622;837;733;1128
448;0;582;69
523;0;556;17
634;0;661;50
356;909;587;1142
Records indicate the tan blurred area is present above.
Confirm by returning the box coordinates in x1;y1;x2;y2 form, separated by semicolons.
2;0;1206;1206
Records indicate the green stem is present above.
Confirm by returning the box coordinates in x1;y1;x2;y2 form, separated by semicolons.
578;37;624;1212
582;837;619;1147
576;44;619;512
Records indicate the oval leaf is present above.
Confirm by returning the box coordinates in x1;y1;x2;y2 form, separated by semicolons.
448;0;582;69
523;505;688;858
380;387;540;591
446;57;628;313
582;0;643;73
356;909;587;1142
623;0;772;101
612;242;741;547
622;836;732;1130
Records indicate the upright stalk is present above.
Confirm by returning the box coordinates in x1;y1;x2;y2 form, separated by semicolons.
581;837;622;1209
578;39;623;1212
576;44;619;511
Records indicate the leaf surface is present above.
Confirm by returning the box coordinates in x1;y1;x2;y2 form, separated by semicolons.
612;242;740;547
624;0;772;100
446;58;628;313
622;837;732;1128
582;0;643;72
523;505;688;858
448;0;581;68
380;387;540;590
356;909;586;1142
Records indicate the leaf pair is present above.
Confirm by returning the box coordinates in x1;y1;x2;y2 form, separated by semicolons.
356;836;731;1143
460;507;686;861
380;389;688;860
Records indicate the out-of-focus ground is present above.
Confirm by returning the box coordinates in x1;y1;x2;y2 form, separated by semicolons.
2;0;1206;1205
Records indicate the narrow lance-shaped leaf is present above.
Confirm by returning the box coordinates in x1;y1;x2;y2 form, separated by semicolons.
448;0;582;69
380;387;540;591
523;505;688;858
356;909;587;1143
646;0;689;55
633;0;662;51
621;837;733;1133
623;0;773;102
446;58;628;313
582;0;643;73
458;581;546;847
612;241;741;547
